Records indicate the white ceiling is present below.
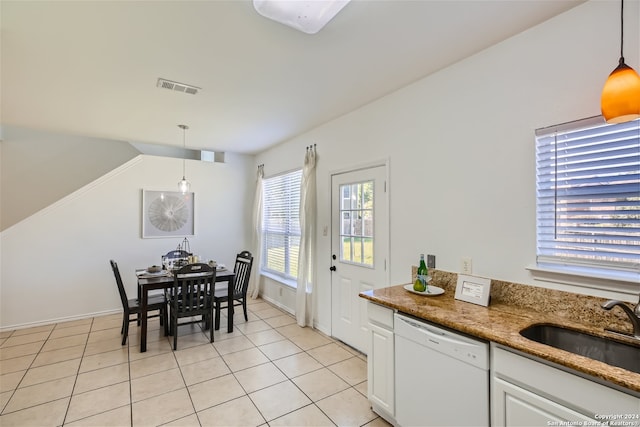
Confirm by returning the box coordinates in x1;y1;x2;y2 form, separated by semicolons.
2;0;584;154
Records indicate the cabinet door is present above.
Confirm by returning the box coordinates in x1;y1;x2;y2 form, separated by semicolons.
492;344;640;420
368;322;394;416
493;377;594;426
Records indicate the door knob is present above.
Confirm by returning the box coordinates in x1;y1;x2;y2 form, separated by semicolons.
329;266;336;271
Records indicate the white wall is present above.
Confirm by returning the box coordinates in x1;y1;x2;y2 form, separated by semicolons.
0;152;255;329
1;126;141;230
255;1;640;334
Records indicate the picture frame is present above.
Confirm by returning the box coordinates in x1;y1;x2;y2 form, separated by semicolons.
455;274;491;307
142;190;195;238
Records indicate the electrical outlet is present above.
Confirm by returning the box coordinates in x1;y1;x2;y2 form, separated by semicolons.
427;254;436;269
461;257;473;274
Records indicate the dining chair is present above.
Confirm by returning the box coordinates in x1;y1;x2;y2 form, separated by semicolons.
214;251;254;330
110;260;167;345
167;263;216;350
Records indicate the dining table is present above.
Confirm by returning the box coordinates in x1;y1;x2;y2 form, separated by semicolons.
136;268;236;352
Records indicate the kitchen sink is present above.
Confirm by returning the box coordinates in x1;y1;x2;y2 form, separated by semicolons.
520;324;640;374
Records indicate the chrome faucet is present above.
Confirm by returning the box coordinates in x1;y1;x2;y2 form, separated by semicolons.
602;293;640;339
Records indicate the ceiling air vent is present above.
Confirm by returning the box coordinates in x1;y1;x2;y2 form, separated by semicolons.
156;78;201;95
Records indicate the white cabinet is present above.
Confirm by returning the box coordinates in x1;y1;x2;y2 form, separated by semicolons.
493;376;593;425
366;302;395;424
491;344;640;427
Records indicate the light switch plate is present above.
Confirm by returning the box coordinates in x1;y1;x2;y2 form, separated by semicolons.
427;254;436;269
461;257;472;274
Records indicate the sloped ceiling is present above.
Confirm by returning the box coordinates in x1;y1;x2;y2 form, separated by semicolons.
1;0;585;154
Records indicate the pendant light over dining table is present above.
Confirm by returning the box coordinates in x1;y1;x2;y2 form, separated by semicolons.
600;0;640;124
178;124;191;194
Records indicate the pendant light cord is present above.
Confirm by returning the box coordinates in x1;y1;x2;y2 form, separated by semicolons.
178;124;188;179
619;0;625;62
182;126;186;178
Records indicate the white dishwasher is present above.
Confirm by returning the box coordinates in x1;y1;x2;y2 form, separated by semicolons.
394;313;490;427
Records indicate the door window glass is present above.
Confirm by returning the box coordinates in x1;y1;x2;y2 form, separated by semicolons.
340;180;374;267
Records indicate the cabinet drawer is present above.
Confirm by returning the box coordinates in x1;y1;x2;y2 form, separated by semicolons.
368;303;394;329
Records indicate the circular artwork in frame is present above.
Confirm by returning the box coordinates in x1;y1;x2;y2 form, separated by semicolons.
142;190;194;238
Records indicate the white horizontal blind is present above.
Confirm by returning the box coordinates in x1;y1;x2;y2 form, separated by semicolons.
262;169;302;280
535;117;640;273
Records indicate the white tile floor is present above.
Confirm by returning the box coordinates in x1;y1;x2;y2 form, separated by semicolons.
0;298;392;427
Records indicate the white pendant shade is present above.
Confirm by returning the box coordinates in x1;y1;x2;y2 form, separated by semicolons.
178;177;190;194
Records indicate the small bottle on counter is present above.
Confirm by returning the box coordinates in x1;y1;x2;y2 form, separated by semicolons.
413;254;429;292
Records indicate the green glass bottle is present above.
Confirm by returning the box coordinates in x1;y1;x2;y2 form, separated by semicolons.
413;254;429;292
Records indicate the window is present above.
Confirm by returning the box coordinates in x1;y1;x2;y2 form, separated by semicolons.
261;169;302;281
340;180;374;267
535;117;640;279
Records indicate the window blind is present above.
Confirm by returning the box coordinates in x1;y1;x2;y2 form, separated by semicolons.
262;169;302;280
535;117;640;273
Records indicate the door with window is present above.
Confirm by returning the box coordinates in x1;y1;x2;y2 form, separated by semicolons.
331;165;388;353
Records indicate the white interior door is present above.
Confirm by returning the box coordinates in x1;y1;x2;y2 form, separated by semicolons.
331;164;388;353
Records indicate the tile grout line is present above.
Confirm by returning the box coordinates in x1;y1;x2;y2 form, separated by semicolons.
60;316;94;426
170;325;206;427
1;302;382;427
0;324;54;416
128;334;134;427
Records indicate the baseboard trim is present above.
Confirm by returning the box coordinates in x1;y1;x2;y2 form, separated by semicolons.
0;309;121;333
259;294;295;316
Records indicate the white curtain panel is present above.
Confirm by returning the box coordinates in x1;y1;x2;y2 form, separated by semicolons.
248;165;264;299
296;146;317;327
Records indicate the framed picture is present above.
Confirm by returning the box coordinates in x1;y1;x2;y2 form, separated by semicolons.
142;190;194;238
455;274;491;307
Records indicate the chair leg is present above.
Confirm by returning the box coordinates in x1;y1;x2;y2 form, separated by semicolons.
173;318;178;350
243;299;248;321
203;312;210;330
162;307;169;336
122;319;129;346
214;301;221;331
210;309;214;343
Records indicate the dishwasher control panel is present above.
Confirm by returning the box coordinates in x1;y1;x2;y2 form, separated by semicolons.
394;313;489;370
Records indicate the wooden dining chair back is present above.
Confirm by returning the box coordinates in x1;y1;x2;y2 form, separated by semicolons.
168;263;216;350
214;251;253;330
110;260;167;345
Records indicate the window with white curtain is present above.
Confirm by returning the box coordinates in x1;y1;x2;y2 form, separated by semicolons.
535;117;640;280
261;169;302;282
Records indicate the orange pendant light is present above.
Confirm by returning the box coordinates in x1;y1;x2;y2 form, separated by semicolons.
601;0;640;124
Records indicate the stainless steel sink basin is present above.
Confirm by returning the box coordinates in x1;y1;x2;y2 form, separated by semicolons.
520;324;640;374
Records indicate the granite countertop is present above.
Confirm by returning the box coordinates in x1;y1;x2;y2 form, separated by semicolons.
359;273;640;395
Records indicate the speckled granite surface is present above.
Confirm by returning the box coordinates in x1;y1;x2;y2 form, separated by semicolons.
361;269;640;394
